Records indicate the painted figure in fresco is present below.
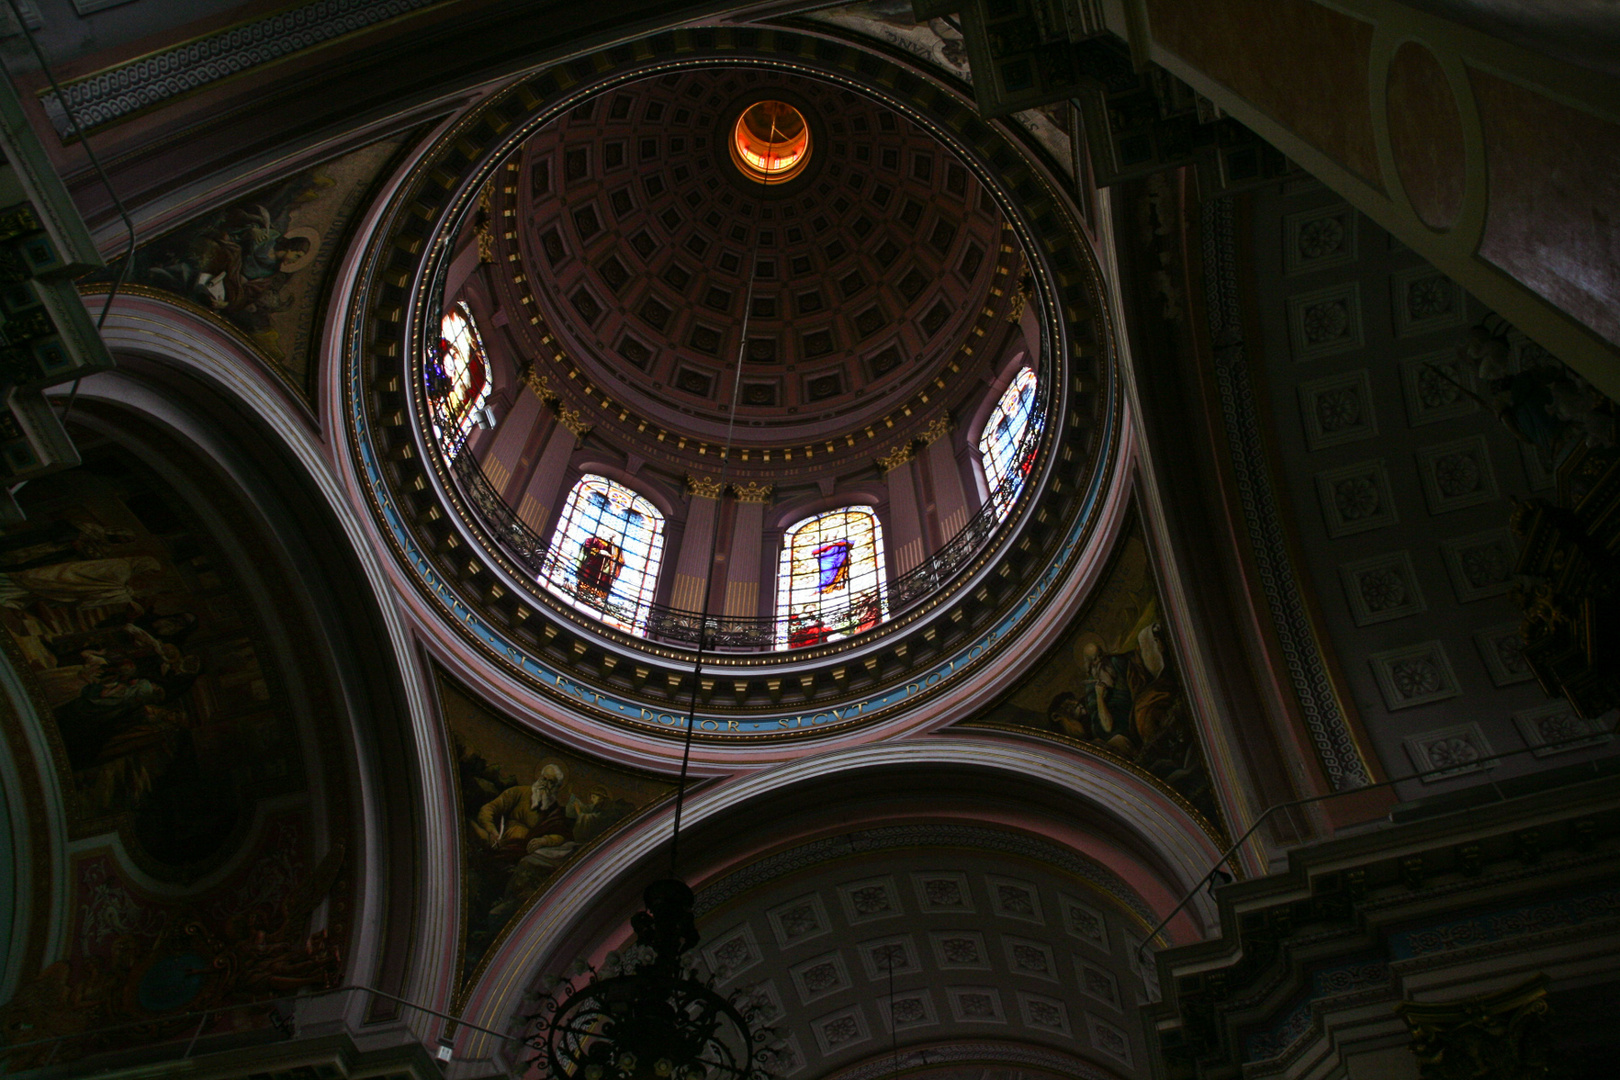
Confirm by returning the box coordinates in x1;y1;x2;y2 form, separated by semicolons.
576;536;624;599
0;555;163;615
473;762;578;863
0;519;136;571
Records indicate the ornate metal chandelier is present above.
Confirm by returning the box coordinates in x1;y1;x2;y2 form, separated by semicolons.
525;879;783;1080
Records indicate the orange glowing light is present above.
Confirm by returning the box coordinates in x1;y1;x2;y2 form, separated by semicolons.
731;100;811;183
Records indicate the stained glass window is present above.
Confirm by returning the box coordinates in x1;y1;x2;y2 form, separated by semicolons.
978;367;1038;520
426;302;491;452
776;507;887;649
540;475;666;634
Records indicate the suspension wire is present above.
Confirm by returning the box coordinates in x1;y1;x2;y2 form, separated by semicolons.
667;116;782;877
1;0;141;427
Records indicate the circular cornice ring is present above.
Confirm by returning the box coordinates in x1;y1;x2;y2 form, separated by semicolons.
342;26;1121;743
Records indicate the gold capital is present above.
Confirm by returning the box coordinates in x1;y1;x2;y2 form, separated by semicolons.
687;474;723;499
920;414;953;445
877;443;914;472
556;404;591;441
732;480;773;503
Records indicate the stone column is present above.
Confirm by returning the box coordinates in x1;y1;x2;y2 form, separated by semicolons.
669;475;722;613
921;415;971;542
880;443;925;578
724;481;772;618
478;385;541;501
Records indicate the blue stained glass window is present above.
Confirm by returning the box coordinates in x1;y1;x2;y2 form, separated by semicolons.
776;506;886;649
426;302;491;453
541;475;666;634
978;367;1038;520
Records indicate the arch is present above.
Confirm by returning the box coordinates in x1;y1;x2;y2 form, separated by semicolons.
539;474;667;634
776;506;887;648
426;301;492;453
977;365;1039;521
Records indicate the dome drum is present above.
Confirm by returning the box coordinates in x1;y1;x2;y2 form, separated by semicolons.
347;28;1118;739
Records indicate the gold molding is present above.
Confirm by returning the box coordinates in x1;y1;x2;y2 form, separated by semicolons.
920;414;953;446
877;443;915;472
731;480;772;503
687;474;723;499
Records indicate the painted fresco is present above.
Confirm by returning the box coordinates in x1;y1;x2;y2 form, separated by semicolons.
0;442;305;875
0;813;346;1068
440;673;674;998
972;518;1224;833
0;439;349;1068
83;134;409;398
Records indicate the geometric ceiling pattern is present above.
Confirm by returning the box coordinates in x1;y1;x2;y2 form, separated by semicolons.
510;66;1012;447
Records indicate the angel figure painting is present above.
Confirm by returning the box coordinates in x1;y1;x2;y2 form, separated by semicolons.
439;673;674;996
86;135;409;396
972;517;1224;834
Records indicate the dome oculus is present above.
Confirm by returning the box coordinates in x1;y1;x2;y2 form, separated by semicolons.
730;100;811;183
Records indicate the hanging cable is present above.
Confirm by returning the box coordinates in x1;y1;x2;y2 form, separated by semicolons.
667;116;782;876
1;0;140;425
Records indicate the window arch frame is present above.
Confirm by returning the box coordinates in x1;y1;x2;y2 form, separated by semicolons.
976;365;1039;521
539;473;668;635
775;505;888;649
426;301;492;452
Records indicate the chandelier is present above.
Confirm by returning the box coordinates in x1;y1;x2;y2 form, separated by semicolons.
524;98;796;1080
525;879;784;1080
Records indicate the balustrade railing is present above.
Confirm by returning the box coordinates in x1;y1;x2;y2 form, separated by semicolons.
429;374;1047;654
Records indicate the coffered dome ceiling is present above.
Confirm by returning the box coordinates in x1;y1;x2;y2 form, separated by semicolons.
490;65;1022;467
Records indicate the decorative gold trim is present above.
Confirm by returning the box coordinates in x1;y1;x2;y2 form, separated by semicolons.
877;443;915;472
920;414;953;446
731;480;772;503
687;474;723;499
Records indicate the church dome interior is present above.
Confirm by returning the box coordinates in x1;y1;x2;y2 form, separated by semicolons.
1;2;1618;1080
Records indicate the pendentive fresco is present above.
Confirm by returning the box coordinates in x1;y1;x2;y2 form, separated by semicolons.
438;672;675;1002
81;132;413;400
971;511;1224;834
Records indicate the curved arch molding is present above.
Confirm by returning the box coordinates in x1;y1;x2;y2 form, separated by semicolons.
343;27;1122;741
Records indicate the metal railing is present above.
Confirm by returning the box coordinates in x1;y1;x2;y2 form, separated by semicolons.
431;391;1046;654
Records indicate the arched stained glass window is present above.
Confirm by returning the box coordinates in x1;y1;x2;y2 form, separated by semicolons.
540;475;666;634
776;507;886;649
978;367;1038;520
426;302;491;452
